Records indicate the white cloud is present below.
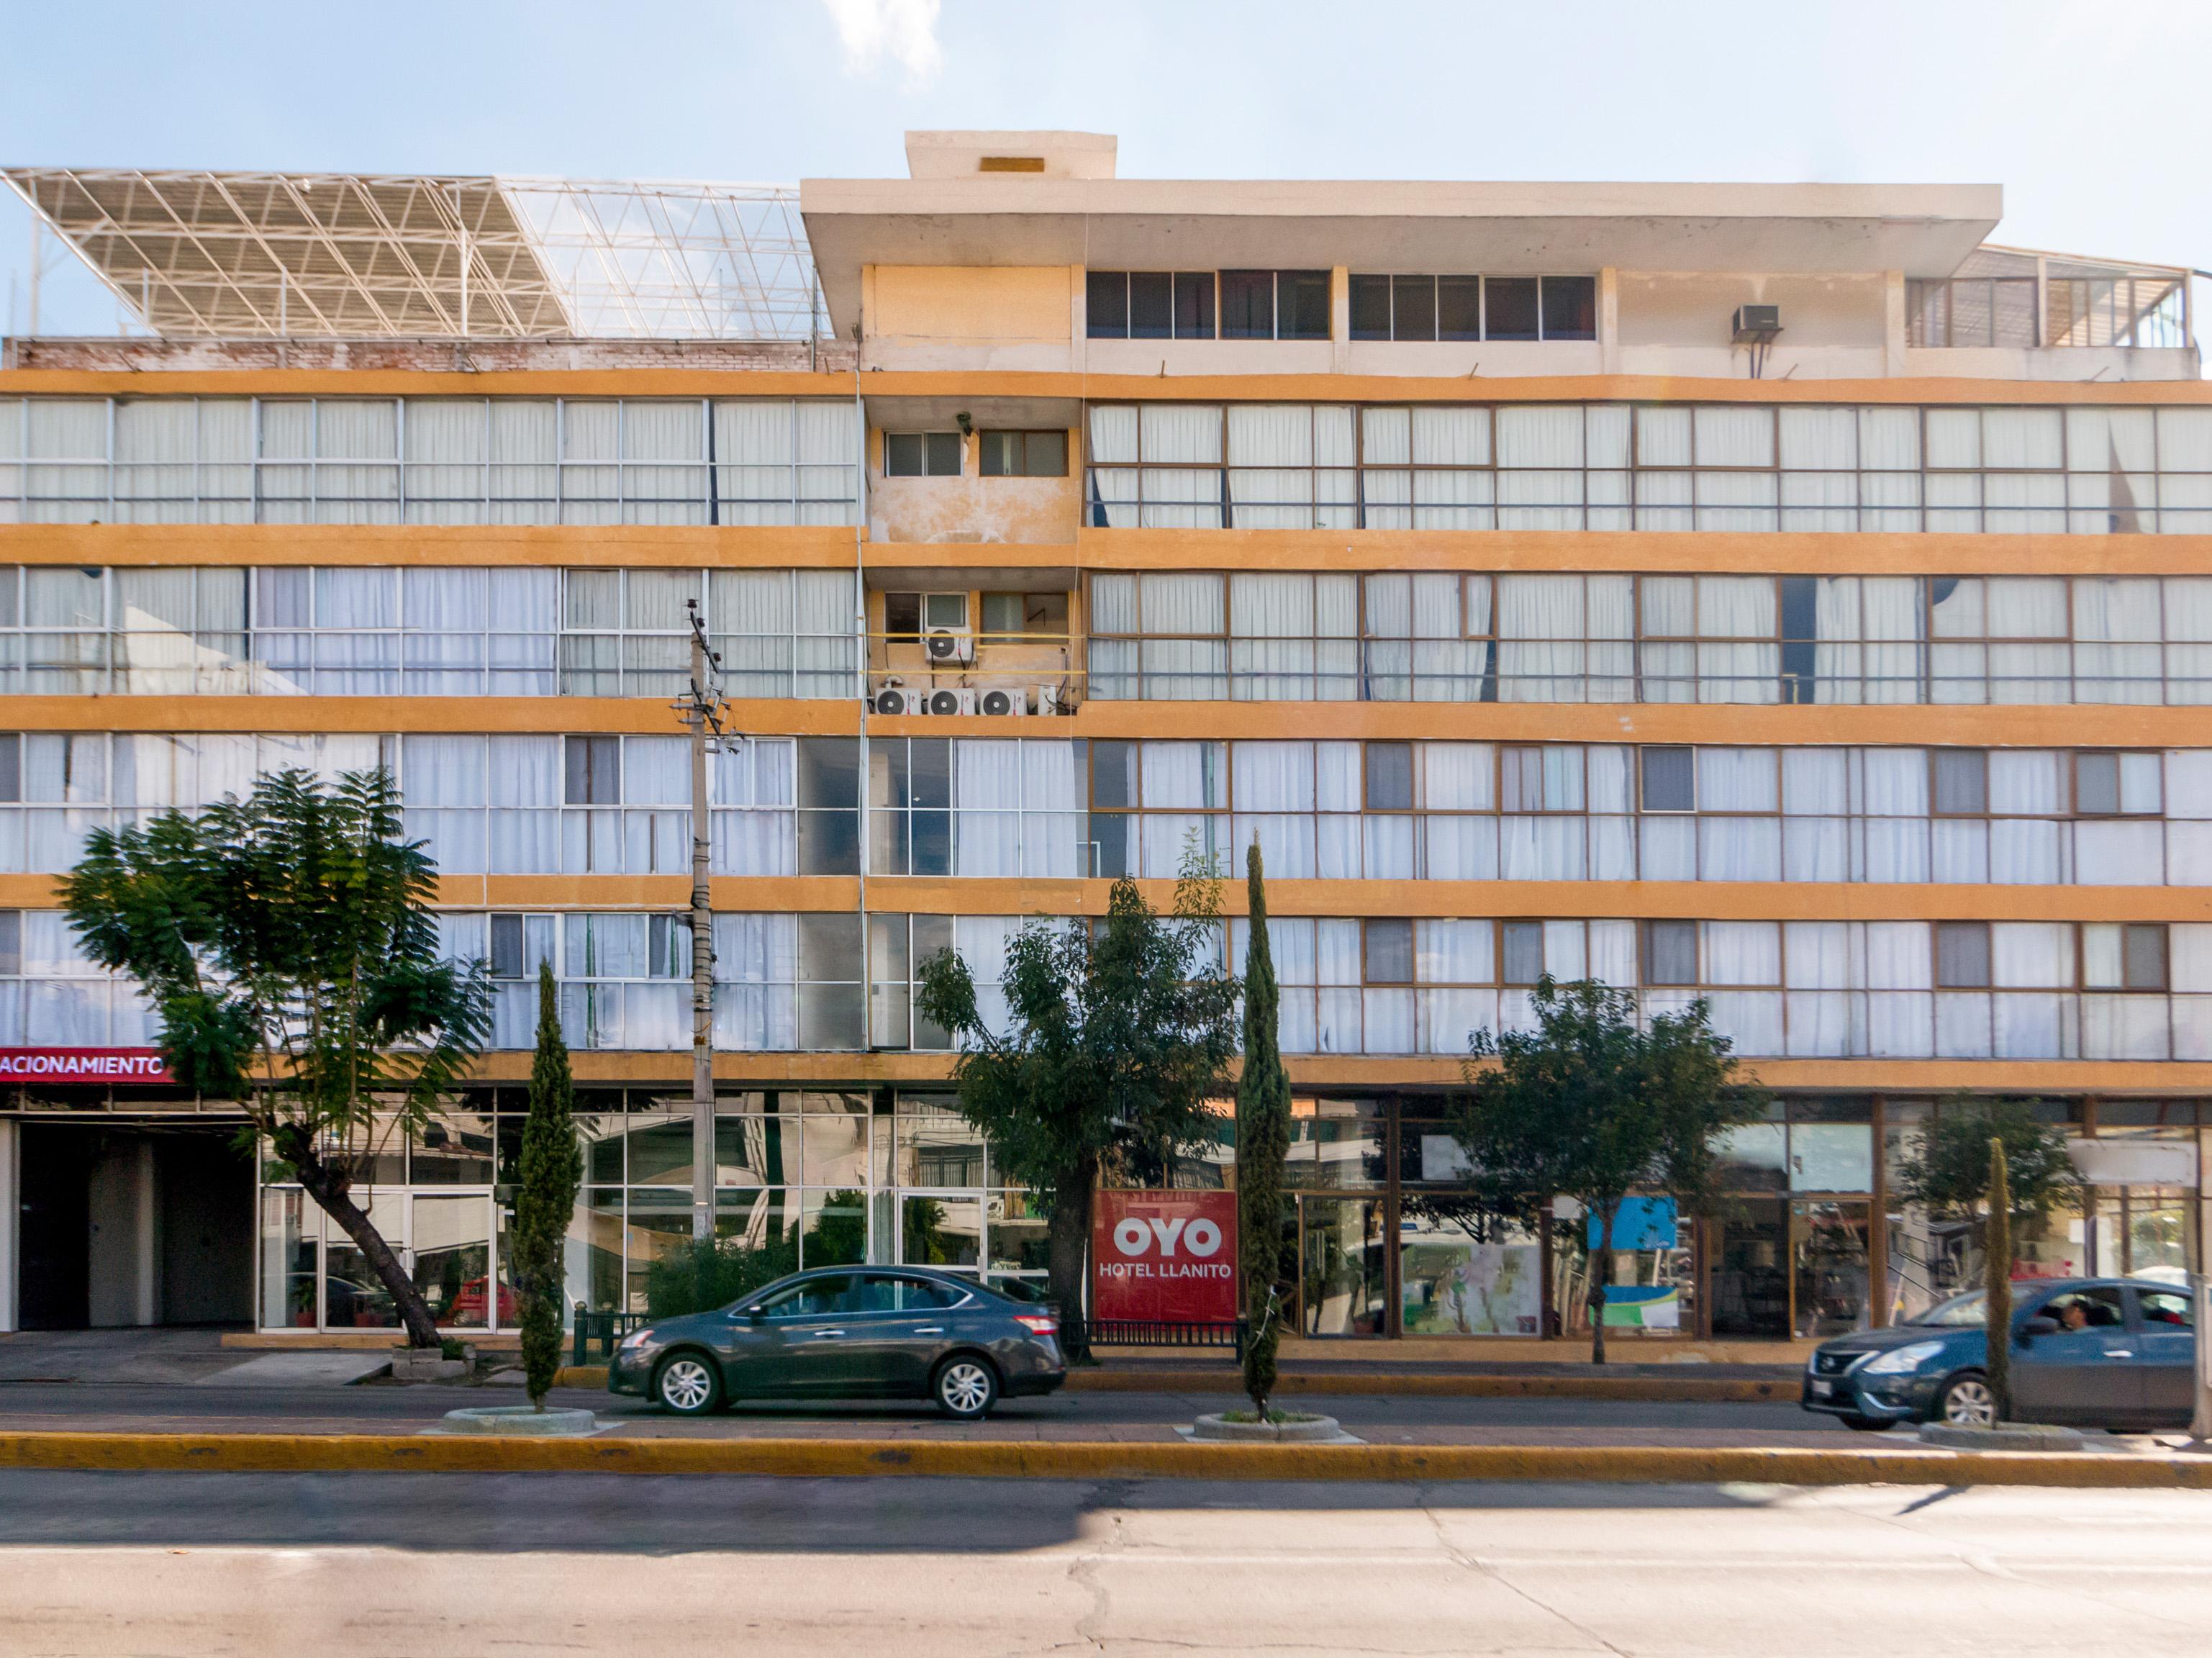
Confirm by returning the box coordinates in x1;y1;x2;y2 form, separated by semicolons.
822;0;943;82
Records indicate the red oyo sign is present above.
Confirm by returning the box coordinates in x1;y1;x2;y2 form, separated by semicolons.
0;1048;175;1084
1091;1190;1238;1324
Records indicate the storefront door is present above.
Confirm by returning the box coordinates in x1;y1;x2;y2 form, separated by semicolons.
1791;1201;1872;1338
1297;1195;1389;1336
1710;1199;1789;1338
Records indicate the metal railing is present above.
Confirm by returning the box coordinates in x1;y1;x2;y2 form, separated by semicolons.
1089;1318;1248;1359
571;1306;650;1364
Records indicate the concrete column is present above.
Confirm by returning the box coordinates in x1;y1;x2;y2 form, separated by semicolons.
1597;268;1621;374
1329;267;1350;374
0;1120;17;1333
1069;264;1087;375
135;1138;160;1326
1883;271;1908;376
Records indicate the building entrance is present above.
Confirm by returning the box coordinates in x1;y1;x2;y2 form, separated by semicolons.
13;1121;253;1331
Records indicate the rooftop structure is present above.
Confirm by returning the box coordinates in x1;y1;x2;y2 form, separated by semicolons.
4;168;824;340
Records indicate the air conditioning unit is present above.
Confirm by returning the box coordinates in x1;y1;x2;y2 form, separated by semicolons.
925;687;978;716
1034;682;1066;716
925;627;976;665
978;687;1025;717
871;681;918;716
1731;304;1782;344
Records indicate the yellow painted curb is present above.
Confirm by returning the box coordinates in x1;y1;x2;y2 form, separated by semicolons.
554;1366;607;1390
1065;1370;1790;1402
0;1432;2206;1489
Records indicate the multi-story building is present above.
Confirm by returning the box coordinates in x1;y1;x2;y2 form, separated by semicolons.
0;133;2205;1344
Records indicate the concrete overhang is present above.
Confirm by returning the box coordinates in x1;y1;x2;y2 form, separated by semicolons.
800;179;2003;335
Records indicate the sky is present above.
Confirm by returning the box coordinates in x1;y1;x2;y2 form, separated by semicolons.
2;0;2206;338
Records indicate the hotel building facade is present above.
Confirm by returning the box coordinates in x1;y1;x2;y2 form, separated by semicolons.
0;133;2206;1344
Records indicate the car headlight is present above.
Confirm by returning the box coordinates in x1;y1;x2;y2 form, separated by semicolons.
618;1327;658;1351
1860;1340;1944;1376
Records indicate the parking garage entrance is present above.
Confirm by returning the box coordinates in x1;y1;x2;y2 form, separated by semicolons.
11;1119;253;1331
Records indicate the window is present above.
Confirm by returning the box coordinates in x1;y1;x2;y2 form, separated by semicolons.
1346;276;1593;343
1364;919;1414;985
563;736;620;806
979;592;1068;638
2075;751;2162;815
2139;1290;2194;1328
884;592;967;643
2084;922;2167;991
977;430;1067;478
1641;747;1695;812
1906;278;2040;348
1501;920;1545;987
1364;743;1415;811
759;1276;853;1318
884;432;962;478
1935;921;1992;989
1087;271;1215;340
1645;920;1698;986
1219;271;1331;341
1931;750;1987;816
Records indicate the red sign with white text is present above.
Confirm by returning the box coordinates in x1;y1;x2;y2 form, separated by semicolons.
1091;1190;1238;1323
0;1048;174;1084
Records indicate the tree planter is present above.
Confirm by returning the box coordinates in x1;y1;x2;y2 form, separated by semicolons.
389;1349;471;1383
435;1405;598;1437
1191;1410;1348;1444
1918;1421;2088;1452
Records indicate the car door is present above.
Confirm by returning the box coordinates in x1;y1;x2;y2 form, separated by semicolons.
731;1274;861;1396
2129;1287;2198;1425
834;1273;967;1395
2012;1285;2139;1423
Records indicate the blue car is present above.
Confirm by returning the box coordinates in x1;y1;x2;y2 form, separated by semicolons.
607;1266;1066;1419
1801;1277;2198;1431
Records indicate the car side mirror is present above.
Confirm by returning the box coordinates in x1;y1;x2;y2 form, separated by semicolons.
2018;1315;2059;1343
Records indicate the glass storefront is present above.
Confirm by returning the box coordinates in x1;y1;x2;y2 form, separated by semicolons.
246;1088;2204;1338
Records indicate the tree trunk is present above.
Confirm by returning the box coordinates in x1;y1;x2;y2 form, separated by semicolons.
1048;1157;1097;1364
1587;1205;1610;1366
282;1130;443;1349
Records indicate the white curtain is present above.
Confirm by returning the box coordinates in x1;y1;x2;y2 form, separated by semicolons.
1696;577;1779;704
1423;816;1498;881
1498;575;1584;702
1422;743;1493;810
488;735;561;874
1587;920;1637;987
1138;404;1223;528
954;740;1023;877
622;736;689;805
1227;406;1314;529
1141;742;1225;809
1230;574;1315;698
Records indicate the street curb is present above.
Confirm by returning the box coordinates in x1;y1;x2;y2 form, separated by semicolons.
550;1367;1790;1400
0;1432;2206;1489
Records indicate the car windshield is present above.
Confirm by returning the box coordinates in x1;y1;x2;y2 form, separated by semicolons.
1909;1290;1988;1326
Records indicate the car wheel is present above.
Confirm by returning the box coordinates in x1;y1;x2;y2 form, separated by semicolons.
654;1351;722;1416
1838;1414;1894;1431
932;1354;1000;1420
1934;1372;1996;1428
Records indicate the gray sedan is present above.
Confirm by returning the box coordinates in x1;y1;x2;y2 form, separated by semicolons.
608;1267;1067;1419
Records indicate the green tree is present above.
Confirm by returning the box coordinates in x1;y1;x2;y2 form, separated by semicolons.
1450;979;1764;1364
644;1231;798;1318
1895;1096;2084;1238
915;865;1239;1362
513;964;582;1408
1236;843;1292;1416
63;768;489;1349
1896;1096;2082;1425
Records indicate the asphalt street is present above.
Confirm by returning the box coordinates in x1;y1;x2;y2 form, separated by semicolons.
2;1470;2208;1654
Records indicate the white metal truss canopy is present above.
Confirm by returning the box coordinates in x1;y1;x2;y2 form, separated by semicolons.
4;168;823;340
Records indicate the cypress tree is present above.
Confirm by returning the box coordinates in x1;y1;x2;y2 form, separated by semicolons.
515;963;582;1409
1984;1138;2013;1425
1236;842;1292;1418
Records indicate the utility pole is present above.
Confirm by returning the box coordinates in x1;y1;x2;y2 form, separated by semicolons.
679;599;731;1241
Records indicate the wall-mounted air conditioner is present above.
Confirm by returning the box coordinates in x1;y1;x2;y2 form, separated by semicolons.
978;687;1026;717
925;687;978;716
871;679;917;715
925;627;976;665
1034;683;1066;716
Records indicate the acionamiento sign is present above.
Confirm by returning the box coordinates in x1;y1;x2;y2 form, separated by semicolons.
1090;1190;1238;1325
0;1048;175;1082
